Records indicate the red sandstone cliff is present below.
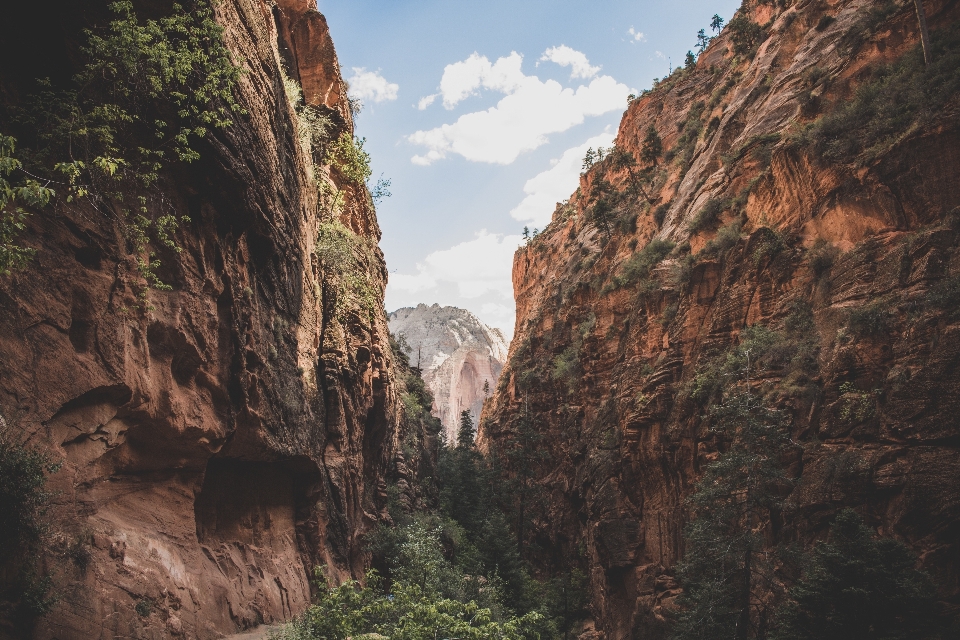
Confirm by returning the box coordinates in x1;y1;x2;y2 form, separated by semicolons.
0;0;405;637
482;0;960;636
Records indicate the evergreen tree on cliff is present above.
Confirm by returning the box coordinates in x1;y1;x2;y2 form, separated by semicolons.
774;509;942;640
674;364;794;640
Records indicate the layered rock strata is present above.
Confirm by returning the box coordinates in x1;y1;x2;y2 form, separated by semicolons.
0;0;401;637
482;0;960;636
389;304;508;442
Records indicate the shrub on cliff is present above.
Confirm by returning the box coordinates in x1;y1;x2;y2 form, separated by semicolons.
8;0;243;295
727;14;765;58
802;27;960;166
0;136;53;276
605;239;675;293
0;418;61;624
774;509;942;640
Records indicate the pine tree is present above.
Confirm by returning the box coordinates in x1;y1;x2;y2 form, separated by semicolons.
674;358;794;640
711;14;724;33
774;509;942;640
641;125;663;168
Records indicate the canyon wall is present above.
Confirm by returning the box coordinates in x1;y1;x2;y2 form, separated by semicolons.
389;304;508;442
0;0;404;637
482;0;960;637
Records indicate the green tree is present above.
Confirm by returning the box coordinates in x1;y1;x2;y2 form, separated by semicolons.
774;509;942;640
0;418;61;624
0;136;53;276
674;357;794;640
610;146;655;205
711;14;725;33
458;410;476;450
640;125;663;168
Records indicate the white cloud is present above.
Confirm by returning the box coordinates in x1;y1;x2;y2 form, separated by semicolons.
655;51;667;60
390;230;523;299
417;94;438;110
628;27;646;42
436;52;526;109
510;130;616;226
539;45;600;79
407;52;629;165
347;68;398;103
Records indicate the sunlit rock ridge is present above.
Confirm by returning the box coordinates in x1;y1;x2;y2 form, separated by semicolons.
389;304;508;441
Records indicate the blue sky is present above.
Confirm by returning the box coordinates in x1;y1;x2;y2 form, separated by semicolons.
319;0;741;338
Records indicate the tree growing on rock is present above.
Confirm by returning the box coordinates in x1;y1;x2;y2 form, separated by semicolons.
641;125;663;168
774;509;943;640
674;355;795;640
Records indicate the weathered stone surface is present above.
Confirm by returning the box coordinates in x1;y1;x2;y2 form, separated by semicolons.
0;0;401;638
482;1;960;636
389;304;508;442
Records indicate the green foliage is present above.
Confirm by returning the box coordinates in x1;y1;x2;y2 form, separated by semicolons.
674;376;794;639
700;220;742;258
837;382;879;424
10;0;242;295
689;197;727;234
326;132;372;185
774;509;942;640
607;238;675;292
283;71;333;157
846;303;891;338
925;274;960;318
273;566;546;640
806;239;838;278
550;314;594;388
727;14;765;58
751;227;786;266
135;599;152;617
315;219;378;319
802;28;960;166
0;419;61;623
686;317;819;409
721;132;781;167
653;202;670;227
641;125;663;167
667;102;705;173
0;136;52;275
458;410;476;450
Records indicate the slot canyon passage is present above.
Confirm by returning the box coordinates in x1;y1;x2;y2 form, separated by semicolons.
1;0;959;639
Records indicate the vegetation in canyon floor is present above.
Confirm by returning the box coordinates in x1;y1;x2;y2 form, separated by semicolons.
273;346;587;640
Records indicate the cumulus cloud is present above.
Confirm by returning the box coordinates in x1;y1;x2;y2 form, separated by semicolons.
510;130;616;226
407;52;629;165
628;27;646;42
347;68;398;103
417;94;438;110
539;45;600;79
436;52;526;109
389;230;523;299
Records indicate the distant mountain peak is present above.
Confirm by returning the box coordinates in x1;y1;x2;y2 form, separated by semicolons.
389;305;508;441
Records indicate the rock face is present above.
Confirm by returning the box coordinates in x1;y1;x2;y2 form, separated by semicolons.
389;305;508;442
482;0;960;636
0;0;403;638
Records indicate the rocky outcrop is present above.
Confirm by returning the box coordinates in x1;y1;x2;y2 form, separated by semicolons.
389;304;508;442
482;0;960;636
0;0;401;638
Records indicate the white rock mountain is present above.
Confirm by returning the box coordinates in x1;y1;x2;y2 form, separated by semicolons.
388;304;508;442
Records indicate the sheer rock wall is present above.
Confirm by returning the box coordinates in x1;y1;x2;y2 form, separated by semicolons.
482;1;960;636
0;0;401;637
